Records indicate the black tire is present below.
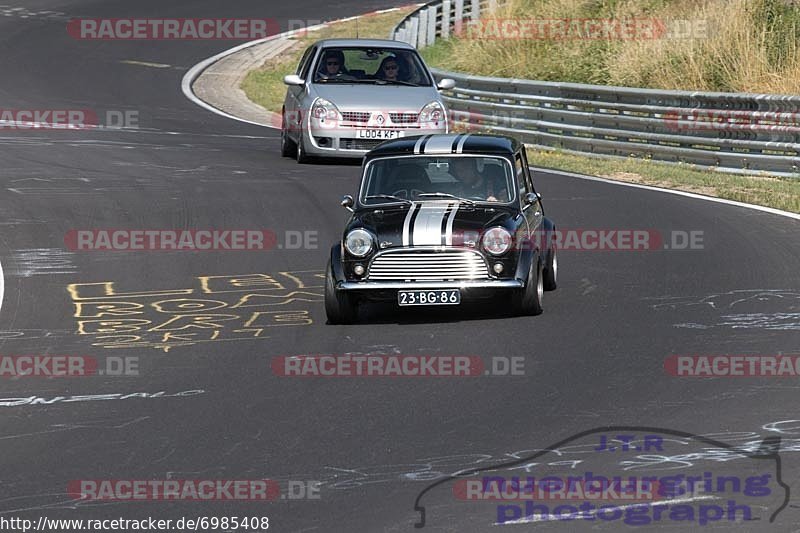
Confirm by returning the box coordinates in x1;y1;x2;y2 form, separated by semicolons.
280;124;297;158
543;244;558;291
325;260;357;324
514;255;544;316
296;132;311;164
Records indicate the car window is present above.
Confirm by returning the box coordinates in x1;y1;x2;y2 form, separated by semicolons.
515;153;529;198
520;146;536;194
361;156;515;205
298;46;317;78
313;47;432;85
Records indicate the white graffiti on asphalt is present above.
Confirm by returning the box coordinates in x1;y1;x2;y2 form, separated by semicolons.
649;290;800;330
0;390;205;407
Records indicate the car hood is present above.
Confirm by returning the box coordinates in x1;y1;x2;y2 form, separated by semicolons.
312;84;439;112
348;202;517;249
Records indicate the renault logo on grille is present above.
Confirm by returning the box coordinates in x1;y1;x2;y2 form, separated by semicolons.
376;113;385;125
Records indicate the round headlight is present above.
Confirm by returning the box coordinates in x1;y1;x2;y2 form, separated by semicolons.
311;98;339;121
482;227;512;255
419;101;444;124
345;229;373;257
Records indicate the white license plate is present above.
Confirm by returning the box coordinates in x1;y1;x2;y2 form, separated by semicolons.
355;129;404;140
398;289;460;306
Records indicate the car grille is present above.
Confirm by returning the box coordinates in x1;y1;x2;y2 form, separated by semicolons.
341;112;371;123
340;138;386;150
367;249;490;281
339;112;420;127
390;112;419;124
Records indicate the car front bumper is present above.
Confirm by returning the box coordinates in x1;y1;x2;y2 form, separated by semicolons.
304;124;447;156
335;279;523;304
337;280;524;290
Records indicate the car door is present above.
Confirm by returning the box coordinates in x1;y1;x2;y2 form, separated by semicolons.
517;148;544;245
284;45;317;141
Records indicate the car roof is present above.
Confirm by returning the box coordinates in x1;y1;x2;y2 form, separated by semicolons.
365;134;520;158
311;38;417;50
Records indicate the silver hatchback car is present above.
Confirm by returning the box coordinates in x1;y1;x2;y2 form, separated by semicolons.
281;39;455;163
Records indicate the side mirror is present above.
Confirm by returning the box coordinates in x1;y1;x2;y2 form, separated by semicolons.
437;78;456;90
524;192;539;205
283;74;305;86
341;195;355;212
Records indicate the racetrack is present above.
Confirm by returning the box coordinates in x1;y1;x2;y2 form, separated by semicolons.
0;1;799;532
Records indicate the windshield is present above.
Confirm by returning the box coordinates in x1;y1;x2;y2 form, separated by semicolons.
313;47;432;86
360;155;516;206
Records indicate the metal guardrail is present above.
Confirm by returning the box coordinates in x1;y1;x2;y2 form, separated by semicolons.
392;0;800;176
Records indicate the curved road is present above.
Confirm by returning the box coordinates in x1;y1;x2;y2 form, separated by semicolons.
0;1;798;532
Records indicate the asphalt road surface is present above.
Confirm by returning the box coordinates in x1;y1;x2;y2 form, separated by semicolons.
0;1;798;532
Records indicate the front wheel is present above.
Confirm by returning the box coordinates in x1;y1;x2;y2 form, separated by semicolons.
280;125;297;158
325;260;357;324
296;132;311;164
514;255;543;316
543;244;557;291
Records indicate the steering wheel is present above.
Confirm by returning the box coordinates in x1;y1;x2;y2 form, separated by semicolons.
392;189;427;200
392;189;409;199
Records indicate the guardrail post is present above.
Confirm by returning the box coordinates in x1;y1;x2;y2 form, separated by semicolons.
409;17;419;48
454;0;464;36
427;5;438;45
441;0;452;38
417;11;427;48
471;0;481;20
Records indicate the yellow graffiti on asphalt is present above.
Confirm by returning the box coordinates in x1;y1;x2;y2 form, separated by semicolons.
67;271;324;352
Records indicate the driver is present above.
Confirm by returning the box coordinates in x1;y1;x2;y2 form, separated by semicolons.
318;50;348;79
377;56;401;81
450;158;508;202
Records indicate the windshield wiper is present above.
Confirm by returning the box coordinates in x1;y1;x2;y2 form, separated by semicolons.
364;194;412;205
374;79;421;87
417;193;475;205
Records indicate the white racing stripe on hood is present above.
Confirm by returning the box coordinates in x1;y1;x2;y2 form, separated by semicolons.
456;133;471;153
402;203;419;246
412;202;454;246
445;203;460;245
421;133;460;154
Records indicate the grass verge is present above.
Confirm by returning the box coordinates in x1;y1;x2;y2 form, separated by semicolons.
528;149;800;213
420;0;800;94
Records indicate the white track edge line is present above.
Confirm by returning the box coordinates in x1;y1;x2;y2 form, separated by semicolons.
533;166;800;221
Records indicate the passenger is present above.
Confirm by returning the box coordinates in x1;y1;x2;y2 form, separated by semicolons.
397;51;423;84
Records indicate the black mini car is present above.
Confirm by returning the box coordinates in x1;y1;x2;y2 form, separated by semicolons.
325;133;557;324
